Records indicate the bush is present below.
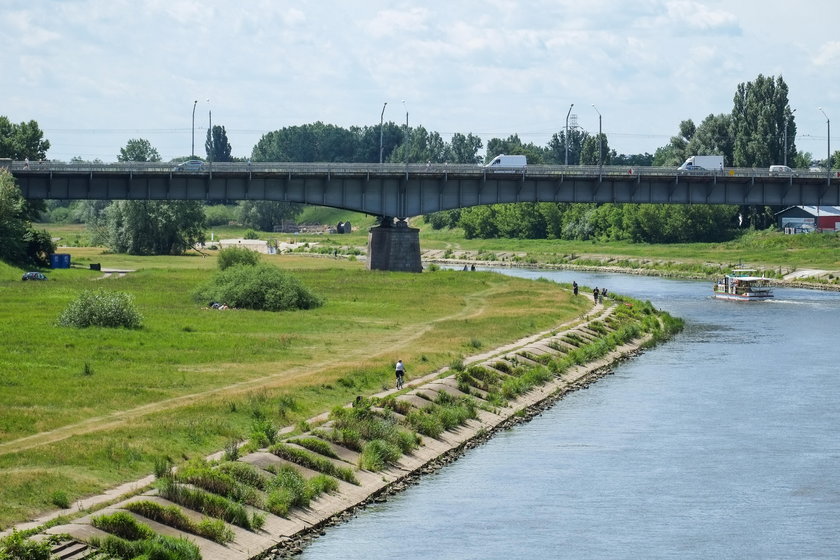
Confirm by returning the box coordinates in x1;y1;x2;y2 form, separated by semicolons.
57;289;143;329
268;443;358;484
156;478;253;529
92;533;201;560
359;439;402;471
91;511;156;541
193;263;323;311
124;500;234;544
217;246;261;270
0;530;52;560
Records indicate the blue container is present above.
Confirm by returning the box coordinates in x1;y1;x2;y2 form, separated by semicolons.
50;253;71;269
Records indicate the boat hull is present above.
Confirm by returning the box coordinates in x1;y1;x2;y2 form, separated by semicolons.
713;291;773;302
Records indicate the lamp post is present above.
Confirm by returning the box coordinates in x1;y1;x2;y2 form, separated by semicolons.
818;107;830;171
565;103;574;166
191;100;197;157
592;104;602;168
402;100;409;166
783;108;796;166
379;102;387;164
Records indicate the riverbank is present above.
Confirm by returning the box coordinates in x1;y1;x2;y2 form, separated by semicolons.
15;297;679;560
421;250;840;292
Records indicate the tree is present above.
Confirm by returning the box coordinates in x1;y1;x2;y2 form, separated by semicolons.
653;119;696;166
686;114;734;165
205;125;232;162
580;133;611;165
545;129;588;165
118;138;161;162
731;74;793;167
104;200;206;255
0;170;54;266
238;200;303;232
448;133;483;164
487;134;545;164
0;116;50;160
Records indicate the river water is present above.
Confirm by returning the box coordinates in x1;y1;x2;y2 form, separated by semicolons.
302;270;840;559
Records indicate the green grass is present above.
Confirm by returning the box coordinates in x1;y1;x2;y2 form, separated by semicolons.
0;249;590;528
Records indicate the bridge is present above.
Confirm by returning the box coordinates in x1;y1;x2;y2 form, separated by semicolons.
5;160;839;272
6;160;840;212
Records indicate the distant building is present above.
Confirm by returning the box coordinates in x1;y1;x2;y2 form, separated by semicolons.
775;206;840;233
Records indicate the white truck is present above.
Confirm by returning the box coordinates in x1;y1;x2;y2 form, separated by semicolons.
678;155;723;172
485;154;527;170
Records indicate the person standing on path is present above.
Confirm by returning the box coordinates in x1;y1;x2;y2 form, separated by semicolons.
395;359;406;389
593;287;600;303
572;281;579;296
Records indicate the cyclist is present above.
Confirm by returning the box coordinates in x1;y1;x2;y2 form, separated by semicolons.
395;359;406;389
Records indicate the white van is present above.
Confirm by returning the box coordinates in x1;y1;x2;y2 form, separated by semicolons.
484;154;527;170
769;165;795;175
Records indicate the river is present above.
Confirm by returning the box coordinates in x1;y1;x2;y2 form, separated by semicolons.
301;269;840;559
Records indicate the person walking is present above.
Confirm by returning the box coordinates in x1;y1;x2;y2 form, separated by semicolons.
395;359;406;389
572;281;579;296
593;287;600;303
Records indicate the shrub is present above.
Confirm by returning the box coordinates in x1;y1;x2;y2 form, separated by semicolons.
359;439;402;471
157;478;253;529
0;530;52;560
217;246;261;270
217;461;269;490
57;289;142;329
268;443;358;485
174;459;262;507
50;490;70;509
193;263;323;311
91;511;156;541
124;500;234;544
291;437;339;458
92;533;201;560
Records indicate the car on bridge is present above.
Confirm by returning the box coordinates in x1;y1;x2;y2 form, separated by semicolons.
769;165;796;176
173;159;205;171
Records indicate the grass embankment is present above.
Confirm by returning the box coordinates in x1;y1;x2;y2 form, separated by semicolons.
0;251;589;529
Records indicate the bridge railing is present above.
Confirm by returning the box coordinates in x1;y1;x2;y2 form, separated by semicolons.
6;159;837;180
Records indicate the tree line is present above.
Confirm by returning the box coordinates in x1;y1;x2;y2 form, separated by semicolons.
3;74;840;258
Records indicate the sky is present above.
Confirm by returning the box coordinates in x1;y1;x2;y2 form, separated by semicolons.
3;0;839;163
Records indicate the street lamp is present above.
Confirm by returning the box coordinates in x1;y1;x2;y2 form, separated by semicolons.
818;107;830;172
565;103;574;165
592;104;602;168
191;100;198;157
784;108;796;166
402;100;409;166
379;102;387;164
208;107;213;163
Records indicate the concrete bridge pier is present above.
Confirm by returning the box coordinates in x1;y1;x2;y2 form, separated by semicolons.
367;217;422;272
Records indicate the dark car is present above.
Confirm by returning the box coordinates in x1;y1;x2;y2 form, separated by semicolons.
22;272;47;281
174;159;205;171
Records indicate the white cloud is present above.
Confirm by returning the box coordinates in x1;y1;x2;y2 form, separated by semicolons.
2;0;839;161
813;41;840;67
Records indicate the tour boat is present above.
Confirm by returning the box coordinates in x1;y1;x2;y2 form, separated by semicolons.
713;269;774;301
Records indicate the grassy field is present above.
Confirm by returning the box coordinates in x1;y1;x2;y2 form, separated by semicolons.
0;247;591;528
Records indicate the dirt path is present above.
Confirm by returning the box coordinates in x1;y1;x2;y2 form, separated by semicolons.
0;281;569;457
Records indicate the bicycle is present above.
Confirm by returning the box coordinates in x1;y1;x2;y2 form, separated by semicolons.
396;372;404;390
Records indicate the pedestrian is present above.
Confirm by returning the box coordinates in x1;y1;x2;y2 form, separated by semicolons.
23;157;30;170
593;287;600;302
470;264;476;271
601;287;608;300
572;281;578;296
395;359;406;389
